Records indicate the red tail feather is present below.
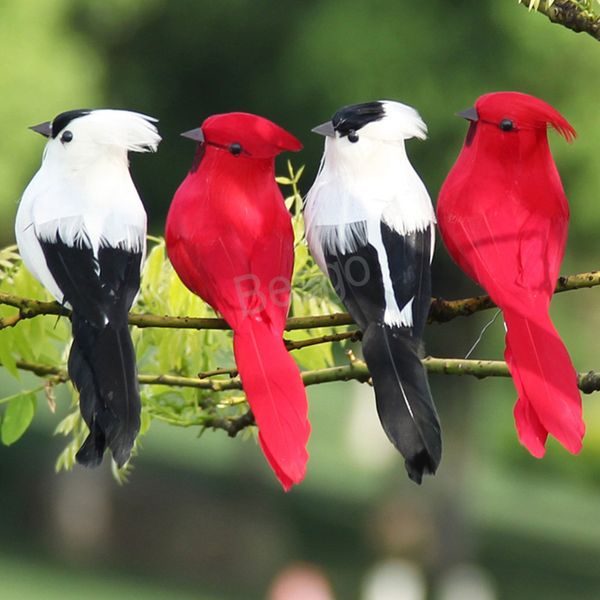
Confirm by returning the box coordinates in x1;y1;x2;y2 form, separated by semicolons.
503;307;584;456
233;319;310;490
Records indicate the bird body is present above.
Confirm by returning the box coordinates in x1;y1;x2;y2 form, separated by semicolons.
166;112;309;490
305;101;441;483
437;91;583;457
16;109;160;467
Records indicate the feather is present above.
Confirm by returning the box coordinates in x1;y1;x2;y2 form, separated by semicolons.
475;92;576;142
16;108;156;469
305;101;440;482
70;315;141;467
233;320;310;490
363;322;441;482
37;236;142;466
437;91;584;456
166;112;309;490
504;307;583;456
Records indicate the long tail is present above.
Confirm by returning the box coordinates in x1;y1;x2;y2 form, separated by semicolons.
69;313;141;468
362;322;441;484
503;306;584;457
233;319;310;491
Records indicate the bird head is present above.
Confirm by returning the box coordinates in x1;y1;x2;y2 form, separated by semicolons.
30;109;161;167
457;91;575;145
310;101;428;182
180;112;302;160
312;100;427;154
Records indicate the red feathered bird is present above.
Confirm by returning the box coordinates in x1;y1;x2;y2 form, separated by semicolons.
165;112;309;490
437;91;584;458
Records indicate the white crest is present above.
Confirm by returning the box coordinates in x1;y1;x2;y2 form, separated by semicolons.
359;100;428;142
41;110;161;167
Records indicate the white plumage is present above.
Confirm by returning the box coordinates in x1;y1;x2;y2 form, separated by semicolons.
304;100;442;483
305;100;435;328
15;110;160;305
14;108;160;468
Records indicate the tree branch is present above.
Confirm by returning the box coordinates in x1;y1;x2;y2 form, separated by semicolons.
9;355;600;394
428;270;600;323
519;0;600;41
203;410;256;438
2;269;599;332
9;355;600;435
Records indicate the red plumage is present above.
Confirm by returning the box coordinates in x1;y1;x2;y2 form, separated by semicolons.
437;91;584;457
165;112;309;490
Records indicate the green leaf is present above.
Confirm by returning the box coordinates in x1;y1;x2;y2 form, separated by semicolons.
292;164;305;184
139;408;152;436
1;392;36;445
54;409;80;436
0;329;19;378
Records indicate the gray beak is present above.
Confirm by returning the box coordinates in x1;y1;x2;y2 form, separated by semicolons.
29;121;52;137
311;121;336;137
456;107;479;122
180;127;205;142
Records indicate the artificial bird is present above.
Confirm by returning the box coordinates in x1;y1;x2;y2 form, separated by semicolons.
305;100;442;483
165;112;309;491
15;109;161;467
437;91;584;457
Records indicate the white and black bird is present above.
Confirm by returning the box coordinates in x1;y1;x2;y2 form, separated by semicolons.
305;100;441;483
15;109;161;467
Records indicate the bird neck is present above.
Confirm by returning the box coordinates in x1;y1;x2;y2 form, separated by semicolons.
467;124;552;169
43;145;130;175
325;139;415;188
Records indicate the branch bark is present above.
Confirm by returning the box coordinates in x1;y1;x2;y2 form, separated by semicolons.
2;269;599;332
9;355;600;435
520;0;600;41
8;355;600;393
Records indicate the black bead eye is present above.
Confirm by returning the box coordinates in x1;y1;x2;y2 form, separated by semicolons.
61;130;73;143
347;130;359;143
499;119;514;132
229;142;242;156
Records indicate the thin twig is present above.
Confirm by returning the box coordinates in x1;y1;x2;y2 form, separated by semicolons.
197;367;238;378
204;410;255;437
284;329;360;351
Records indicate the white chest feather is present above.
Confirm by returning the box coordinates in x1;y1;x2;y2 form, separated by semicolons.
15;159;146;303
305;139;435;268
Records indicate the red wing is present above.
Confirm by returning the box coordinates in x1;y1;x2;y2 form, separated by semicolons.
167;232;251;326
247;221;294;333
516;213;567;298
168;217;294;332
439;207;567;306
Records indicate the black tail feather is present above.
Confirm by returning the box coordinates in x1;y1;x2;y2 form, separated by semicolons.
69;314;141;468
362;322;441;483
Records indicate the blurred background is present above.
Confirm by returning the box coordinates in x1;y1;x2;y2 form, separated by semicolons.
2;1;600;598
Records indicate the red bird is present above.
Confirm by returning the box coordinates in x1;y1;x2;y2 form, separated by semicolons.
437;91;584;458
165;112;309;490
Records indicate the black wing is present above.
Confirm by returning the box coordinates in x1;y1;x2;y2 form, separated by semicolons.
324;235;385;331
381;222;432;339
322;222;440;483
323;222;432;338
38;233;142;467
38;234;142;323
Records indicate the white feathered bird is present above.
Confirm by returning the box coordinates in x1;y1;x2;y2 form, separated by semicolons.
305;100;441;483
15;109;161;467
